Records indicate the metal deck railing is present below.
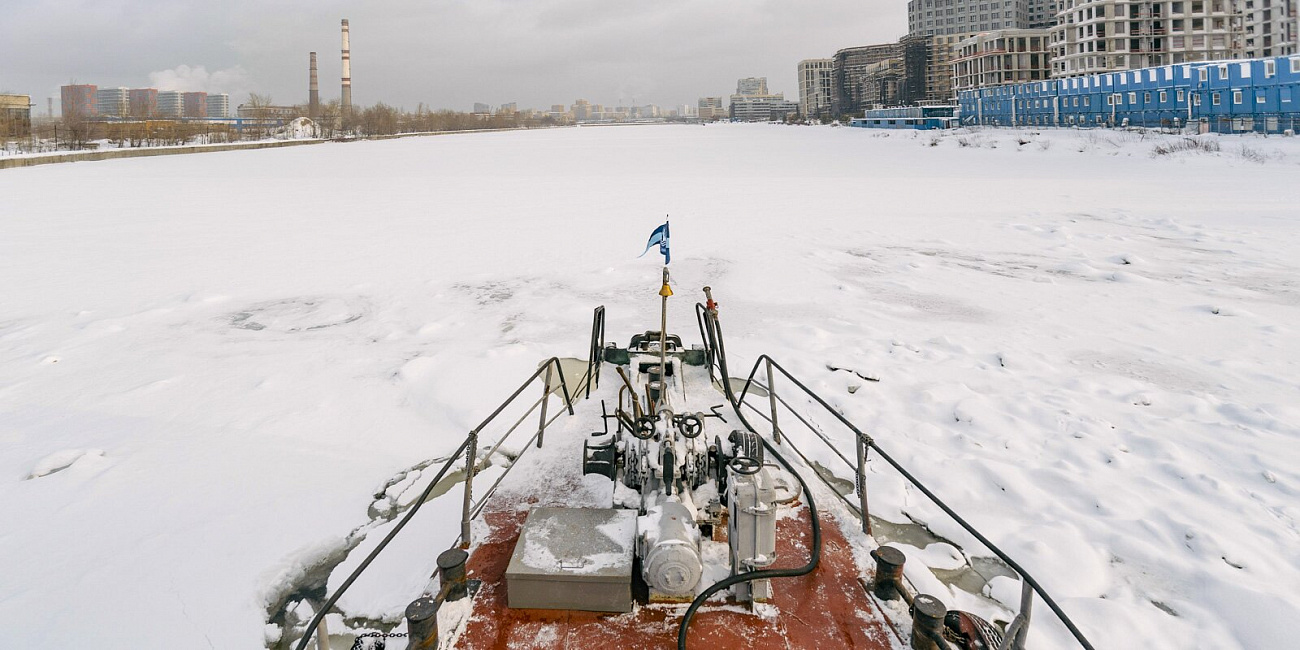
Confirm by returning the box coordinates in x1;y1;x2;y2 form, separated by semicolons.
292;306;605;650
696;301;1095;650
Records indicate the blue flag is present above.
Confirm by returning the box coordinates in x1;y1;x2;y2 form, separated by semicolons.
639;220;670;264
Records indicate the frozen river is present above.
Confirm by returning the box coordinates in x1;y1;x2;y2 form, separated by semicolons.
1;123;1298;648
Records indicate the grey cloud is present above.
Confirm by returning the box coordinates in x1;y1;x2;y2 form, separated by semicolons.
1;0;905;111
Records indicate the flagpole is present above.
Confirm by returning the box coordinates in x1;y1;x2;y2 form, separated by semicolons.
659;266;669;407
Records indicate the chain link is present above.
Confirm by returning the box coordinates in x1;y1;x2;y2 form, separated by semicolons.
350;631;409;650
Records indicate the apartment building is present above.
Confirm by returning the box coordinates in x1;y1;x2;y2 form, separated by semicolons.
1242;0;1298;57
909;0;1034;36
1;94;32;138
1030;0;1062;27
728;77;798;121
129;88;158;117
96;87;130;117
859;58;908;106
206;94;230;119
698;97;726;120
1049;0;1243;77
798;59;834;116
925;33;968;101
832;43;903;114
736;77;770;95
60;84;97;118
953;29;1054;93
157;91;184;118
182;92;208;118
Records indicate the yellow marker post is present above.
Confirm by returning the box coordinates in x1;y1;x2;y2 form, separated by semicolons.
658;268;671;409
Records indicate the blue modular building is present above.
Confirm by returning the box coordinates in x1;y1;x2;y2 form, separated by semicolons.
958;55;1300;134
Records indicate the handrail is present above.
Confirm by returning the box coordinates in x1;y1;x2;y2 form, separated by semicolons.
737;398;865;517
291;436;471;650
681;293;822;650
732;354;1095;650
586;306;606;399
292;355;580;650
694;302;717;384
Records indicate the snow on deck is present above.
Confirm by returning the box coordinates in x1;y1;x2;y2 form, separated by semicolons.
1;124;1299;648
452;402;903;650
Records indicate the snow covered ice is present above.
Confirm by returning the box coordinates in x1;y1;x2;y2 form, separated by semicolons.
2;123;1299;648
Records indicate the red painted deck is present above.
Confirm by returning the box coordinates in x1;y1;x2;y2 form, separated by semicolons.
454;494;903;650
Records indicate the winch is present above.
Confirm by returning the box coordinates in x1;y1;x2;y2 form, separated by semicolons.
579;326;783;604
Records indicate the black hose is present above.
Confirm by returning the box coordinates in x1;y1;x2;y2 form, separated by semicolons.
678;307;822;650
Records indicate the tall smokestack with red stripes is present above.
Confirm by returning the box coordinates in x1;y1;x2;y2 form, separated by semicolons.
341;19;352;115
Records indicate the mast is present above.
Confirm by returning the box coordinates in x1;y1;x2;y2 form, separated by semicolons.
659;266;672;405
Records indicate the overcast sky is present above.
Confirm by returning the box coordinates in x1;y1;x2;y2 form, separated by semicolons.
2;0;906;113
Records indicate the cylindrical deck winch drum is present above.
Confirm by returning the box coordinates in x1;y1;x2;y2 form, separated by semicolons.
640;501;703;597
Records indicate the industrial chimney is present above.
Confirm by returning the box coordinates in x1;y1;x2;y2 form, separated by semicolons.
341;19;352;115
309;52;320;119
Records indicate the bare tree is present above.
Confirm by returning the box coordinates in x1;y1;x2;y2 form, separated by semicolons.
357;103;400;136
246;92;274;140
316;99;340;139
61;107;99;150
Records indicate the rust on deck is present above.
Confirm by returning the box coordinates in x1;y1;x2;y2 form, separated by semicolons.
454;496;903;650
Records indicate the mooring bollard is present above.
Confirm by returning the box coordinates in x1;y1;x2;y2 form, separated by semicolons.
910;593;948;650
404;596;439;650
870;545;906;601
438;548;470;602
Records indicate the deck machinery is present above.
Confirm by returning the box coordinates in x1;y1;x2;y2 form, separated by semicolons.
579;327;782;605
291;275;1097;650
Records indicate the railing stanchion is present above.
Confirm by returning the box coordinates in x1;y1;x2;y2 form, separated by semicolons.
314;617;331;650
999;580;1034;650
537;363;553;448
718;347;1094;650
459;431;478;549
1016;579;1033;650
765;358;781;444
857;432;871;536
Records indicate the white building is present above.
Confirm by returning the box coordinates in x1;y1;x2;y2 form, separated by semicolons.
1049;0;1243;77
909;0;1042;36
1243;0;1298;57
729;96;799;121
205;94;230;119
953;29;1053;93
157;91;184;118
1029;0;1062;28
797;59;834;117
736;77;770;95
95;87;129;117
698;97;725;120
